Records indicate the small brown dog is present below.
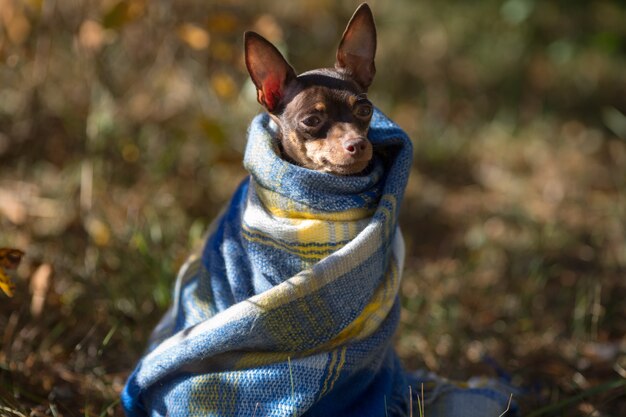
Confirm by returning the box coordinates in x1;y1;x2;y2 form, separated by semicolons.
244;3;376;175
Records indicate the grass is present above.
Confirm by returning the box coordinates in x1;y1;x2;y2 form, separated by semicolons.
409;385;425;417
526;379;626;417
1;0;625;416
499;395;514;417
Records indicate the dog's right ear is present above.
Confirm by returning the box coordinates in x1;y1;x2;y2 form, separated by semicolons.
244;32;297;113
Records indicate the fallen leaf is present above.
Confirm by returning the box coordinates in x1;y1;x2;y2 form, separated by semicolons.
30;263;52;317
210;72;237;100
0;248;24;269
0;269;16;297
0;248;24;297
177;23;210;50
78;19;106;51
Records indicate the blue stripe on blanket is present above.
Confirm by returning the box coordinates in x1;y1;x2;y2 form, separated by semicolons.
122;109;520;417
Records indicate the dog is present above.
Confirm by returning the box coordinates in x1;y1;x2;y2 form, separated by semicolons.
123;4;417;416
244;3;376;175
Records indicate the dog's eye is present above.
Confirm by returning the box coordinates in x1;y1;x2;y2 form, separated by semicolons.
302;115;322;128
355;103;373;119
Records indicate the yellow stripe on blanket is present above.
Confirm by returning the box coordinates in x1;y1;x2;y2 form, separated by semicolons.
318;349;339;398
323;259;400;348
242;223;353;260
189;372;240;415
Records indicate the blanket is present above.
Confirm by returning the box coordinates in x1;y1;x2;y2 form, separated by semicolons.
122;110;519;417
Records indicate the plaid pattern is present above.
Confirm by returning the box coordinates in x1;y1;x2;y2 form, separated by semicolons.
122;110;519;417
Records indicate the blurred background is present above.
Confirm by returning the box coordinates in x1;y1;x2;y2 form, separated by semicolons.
0;0;625;415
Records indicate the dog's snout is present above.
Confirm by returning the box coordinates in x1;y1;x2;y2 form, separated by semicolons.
344;138;368;155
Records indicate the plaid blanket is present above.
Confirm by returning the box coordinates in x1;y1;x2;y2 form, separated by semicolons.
122;110;519;416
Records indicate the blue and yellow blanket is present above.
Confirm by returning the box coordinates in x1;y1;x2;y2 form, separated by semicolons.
122;110;518;416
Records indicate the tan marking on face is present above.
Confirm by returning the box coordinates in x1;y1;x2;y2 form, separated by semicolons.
314;102;326;112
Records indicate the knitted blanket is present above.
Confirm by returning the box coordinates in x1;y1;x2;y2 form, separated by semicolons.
122;110;519;417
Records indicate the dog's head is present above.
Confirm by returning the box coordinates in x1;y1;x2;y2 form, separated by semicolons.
244;3;377;175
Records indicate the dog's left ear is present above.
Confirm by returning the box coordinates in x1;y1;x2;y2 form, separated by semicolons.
335;3;377;91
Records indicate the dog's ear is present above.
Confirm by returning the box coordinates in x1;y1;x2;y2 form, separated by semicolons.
244;32;297;113
335;3;377;91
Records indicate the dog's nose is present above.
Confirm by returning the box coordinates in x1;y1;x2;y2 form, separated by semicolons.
343;138;368;155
